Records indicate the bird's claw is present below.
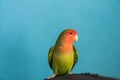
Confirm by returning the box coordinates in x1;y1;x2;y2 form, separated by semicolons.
47;74;56;79
68;72;72;75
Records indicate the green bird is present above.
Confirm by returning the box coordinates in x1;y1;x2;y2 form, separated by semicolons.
48;29;78;79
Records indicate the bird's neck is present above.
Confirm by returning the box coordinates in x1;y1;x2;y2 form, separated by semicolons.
55;42;73;53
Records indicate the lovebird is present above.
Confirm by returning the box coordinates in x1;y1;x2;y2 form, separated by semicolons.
48;29;78;79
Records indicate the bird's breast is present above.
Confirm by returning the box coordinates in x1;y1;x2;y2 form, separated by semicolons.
53;51;74;67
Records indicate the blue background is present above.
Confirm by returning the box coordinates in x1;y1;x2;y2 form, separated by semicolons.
0;0;120;80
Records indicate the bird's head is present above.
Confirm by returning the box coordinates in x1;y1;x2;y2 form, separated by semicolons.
59;29;78;45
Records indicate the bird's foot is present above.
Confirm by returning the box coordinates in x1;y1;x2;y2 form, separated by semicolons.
64;72;72;79
47;74;56;79
68;72;72;75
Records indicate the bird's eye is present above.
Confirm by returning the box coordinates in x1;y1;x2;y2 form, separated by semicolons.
69;32;72;35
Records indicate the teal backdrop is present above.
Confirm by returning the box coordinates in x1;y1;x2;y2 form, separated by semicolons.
0;0;120;80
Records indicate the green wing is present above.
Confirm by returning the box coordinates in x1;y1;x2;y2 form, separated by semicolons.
71;45;78;70
48;46;54;69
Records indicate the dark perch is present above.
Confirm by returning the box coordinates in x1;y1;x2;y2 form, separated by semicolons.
45;73;120;80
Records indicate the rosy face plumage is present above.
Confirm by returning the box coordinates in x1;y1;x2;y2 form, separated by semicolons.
63;29;78;45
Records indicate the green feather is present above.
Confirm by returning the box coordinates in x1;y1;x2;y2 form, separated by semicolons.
48;45;78;75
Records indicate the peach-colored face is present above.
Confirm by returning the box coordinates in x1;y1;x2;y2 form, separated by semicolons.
63;29;78;45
